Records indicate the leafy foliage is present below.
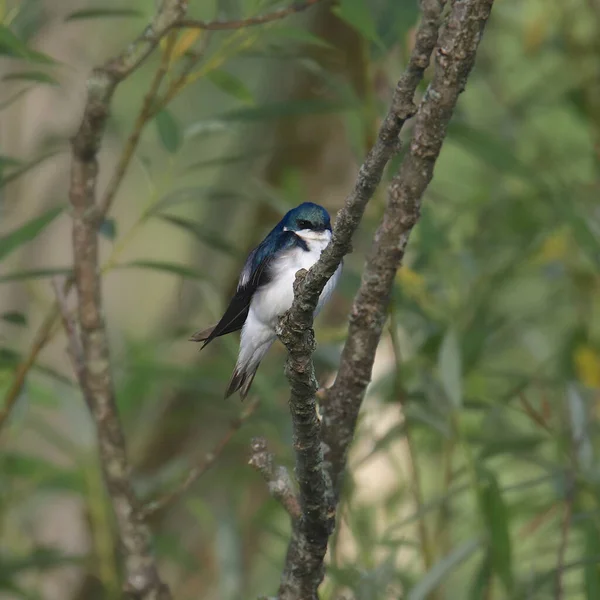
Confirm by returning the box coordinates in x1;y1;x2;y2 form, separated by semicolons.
1;0;599;598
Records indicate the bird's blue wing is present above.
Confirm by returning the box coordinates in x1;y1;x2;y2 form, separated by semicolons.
195;230;299;348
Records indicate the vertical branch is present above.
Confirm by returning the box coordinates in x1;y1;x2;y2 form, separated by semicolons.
277;0;495;598
321;0;495;499
69;92;173;600
60;1;188;597
276;2;449;598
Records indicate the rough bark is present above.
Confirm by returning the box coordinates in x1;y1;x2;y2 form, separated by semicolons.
277;1;495;598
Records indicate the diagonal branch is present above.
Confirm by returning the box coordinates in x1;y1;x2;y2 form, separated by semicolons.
141;398;259;519
249;437;301;520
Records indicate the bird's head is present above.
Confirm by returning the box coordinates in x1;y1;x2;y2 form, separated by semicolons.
281;202;332;239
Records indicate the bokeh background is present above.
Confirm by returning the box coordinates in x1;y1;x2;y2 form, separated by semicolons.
1;0;600;598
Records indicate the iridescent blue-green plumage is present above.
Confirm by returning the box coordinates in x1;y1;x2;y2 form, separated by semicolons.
190;202;338;398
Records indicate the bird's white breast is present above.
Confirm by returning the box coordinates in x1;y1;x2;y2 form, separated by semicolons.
250;229;340;327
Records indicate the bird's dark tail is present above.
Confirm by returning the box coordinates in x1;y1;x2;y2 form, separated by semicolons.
189;325;215;345
225;363;260;400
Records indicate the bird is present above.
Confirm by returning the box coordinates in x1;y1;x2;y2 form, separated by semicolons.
190;202;341;399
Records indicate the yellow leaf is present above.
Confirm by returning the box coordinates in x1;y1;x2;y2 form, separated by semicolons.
574;345;600;389
171;29;203;61
536;230;570;264
396;267;426;298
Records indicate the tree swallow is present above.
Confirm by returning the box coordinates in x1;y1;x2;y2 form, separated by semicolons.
191;202;341;399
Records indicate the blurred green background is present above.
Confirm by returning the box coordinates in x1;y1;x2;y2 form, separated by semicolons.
1;0;599;598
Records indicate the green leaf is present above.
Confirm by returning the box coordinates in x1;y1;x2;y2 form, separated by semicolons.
0;347;20;367
155;109;182;154
156;214;238;256
0;452;83;493
438;328;462;409
99;218;117;241
269;26;334;49
0;267;71;283
477;468;513;595
0;25;55;63
64;8;143;21
584;521;600;599
469;552;492;600
407;538;482;600
0;151;59;189
220;98;353;122
116;260;207;280
0;156;22;169
1;311;27;326
332;0;382;48
206;69;254;105
0;206;62;262
447;122;531;180
2;70;58;86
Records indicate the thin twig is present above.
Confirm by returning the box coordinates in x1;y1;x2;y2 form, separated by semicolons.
141;398;259;519
175;0;322;31
389;310;437;585
98;30;179;217
50;278;85;386
249;437;301;520
555;494;573;599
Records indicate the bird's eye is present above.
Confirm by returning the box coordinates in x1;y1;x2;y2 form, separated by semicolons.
297;219;312;229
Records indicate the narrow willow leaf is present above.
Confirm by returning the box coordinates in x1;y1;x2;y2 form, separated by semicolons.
0;25;55;63
0;347;20;367
1;311;27;326
0;151;59;189
117;260;206;280
448;122;531;179
408;538;482;600
469;552;492;600
156;214;238;256
0;156;22;169
0;267;71;283
2;70;58;85
171;28;203;61
99;218;117;241
478;468;513;595
438;328;462;408
64;8;143;21
155;109;182;154
567;383;593;470
220;98;352;122
332;0;383;48
206;69;254;105
0;206;63;262
268;26;334;49
584;522;600;599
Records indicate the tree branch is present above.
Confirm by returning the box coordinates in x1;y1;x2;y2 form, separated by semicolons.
141;398;259;519
275;2;449;598
175;0;322;31
276;0;495;597
0;0;188;435
321;0;494;499
249;437;301;520
55;1;191;598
